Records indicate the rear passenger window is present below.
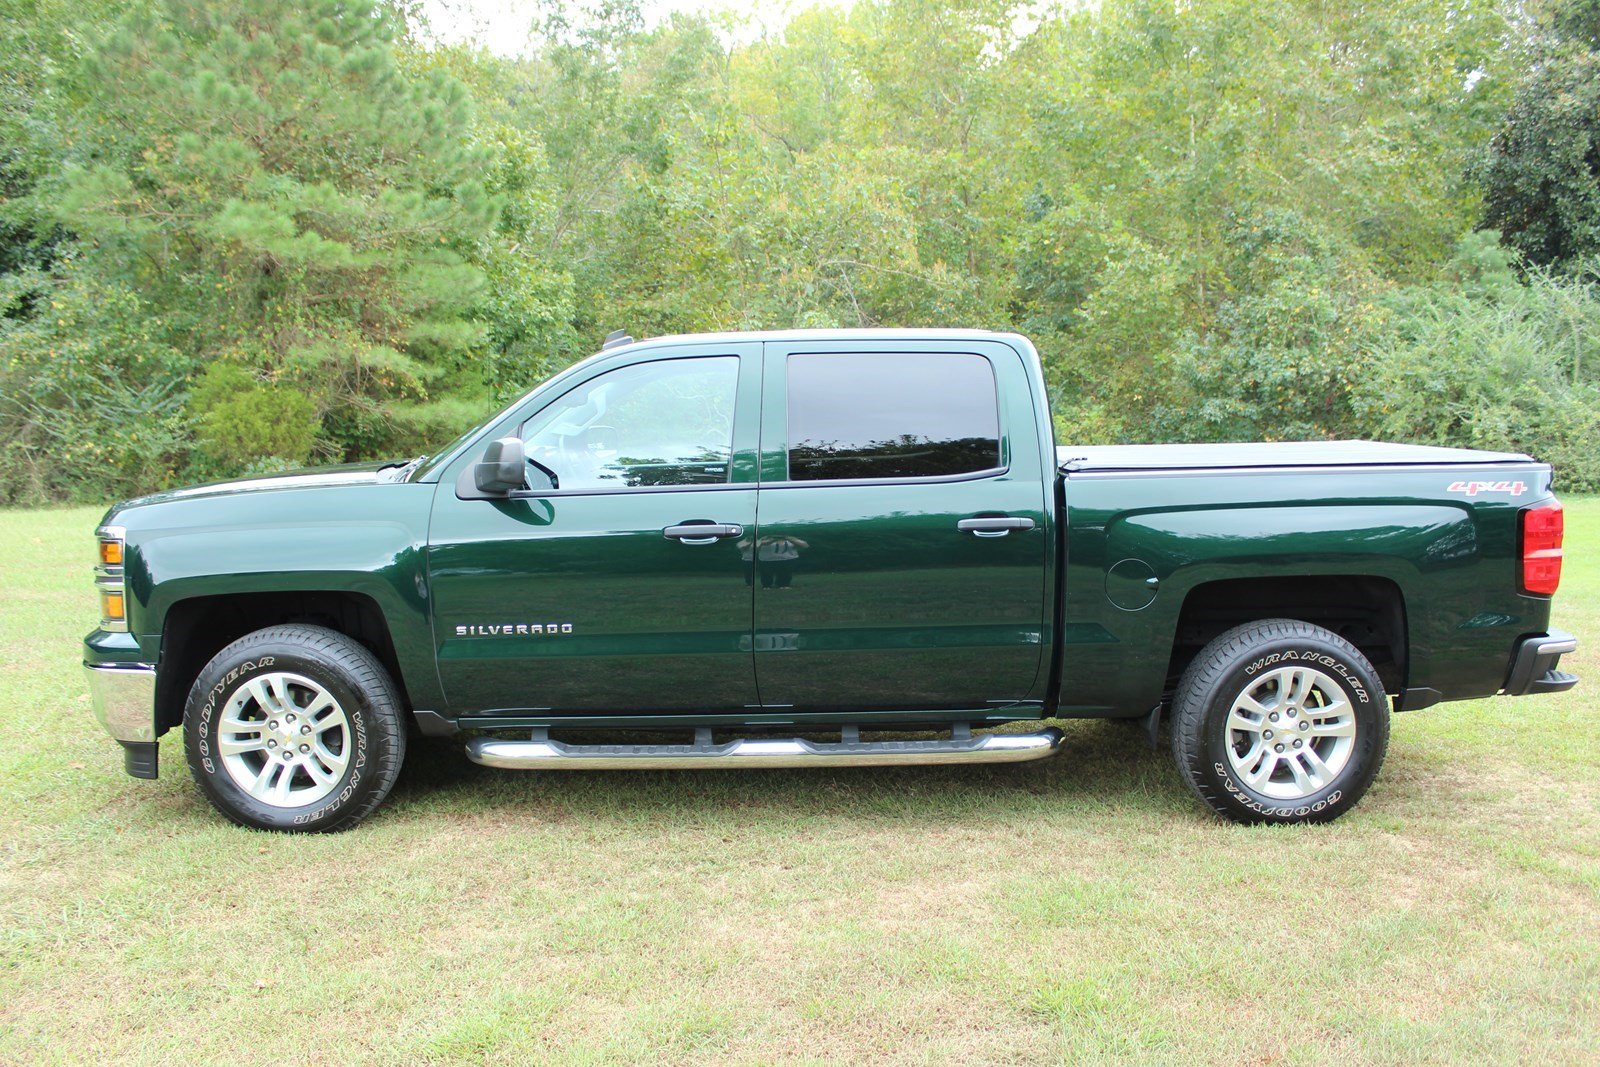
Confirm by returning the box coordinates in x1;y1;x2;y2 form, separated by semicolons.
786;353;1001;481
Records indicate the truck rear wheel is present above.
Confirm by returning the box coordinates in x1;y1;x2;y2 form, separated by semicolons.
1170;619;1388;824
183;625;406;832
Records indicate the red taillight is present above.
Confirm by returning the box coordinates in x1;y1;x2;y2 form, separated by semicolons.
1521;502;1564;596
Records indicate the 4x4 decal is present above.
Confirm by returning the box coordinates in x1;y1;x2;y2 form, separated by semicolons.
1447;480;1526;497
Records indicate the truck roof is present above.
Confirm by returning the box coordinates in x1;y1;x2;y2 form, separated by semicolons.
1058;440;1536;473
609;328;1029;351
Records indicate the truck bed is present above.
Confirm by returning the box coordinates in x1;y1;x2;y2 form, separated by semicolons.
1058;440;1535;473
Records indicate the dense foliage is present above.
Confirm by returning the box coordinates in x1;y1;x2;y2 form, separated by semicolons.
2;0;1598;502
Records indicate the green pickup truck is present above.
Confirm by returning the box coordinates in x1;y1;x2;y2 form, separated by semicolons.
84;329;1578;831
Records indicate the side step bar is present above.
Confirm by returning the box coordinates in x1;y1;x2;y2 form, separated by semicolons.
466;727;1064;771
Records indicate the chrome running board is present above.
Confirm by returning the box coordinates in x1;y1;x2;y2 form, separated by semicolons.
465;727;1064;771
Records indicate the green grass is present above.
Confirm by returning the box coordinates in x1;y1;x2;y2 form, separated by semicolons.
2;501;1597;1065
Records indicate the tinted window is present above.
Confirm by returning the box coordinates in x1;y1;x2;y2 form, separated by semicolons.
522;357;738;490
786;353;1001;481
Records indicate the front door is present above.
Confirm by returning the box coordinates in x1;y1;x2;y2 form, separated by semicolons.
427;346;762;716
751;340;1051;714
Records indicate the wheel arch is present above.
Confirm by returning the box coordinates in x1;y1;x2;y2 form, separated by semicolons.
1165;574;1408;699
156;590;412;735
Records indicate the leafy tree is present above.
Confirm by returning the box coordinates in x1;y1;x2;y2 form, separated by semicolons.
1480;0;1600;268
1156;209;1390;443
0;255;189;501
402;43;580;405
1018;0;1511;434
4;0;1593;500
0;0;139;301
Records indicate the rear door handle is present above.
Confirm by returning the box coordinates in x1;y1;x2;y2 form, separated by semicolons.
664;522;743;544
957;516;1036;538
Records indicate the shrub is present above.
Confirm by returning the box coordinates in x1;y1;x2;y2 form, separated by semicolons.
1152;210;1390;442
1356;253;1600;491
0;263;192;504
189;364;318;471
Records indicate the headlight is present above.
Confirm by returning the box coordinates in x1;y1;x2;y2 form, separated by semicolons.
96;525;128;632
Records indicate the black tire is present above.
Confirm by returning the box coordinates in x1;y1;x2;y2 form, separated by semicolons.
1170;618;1389;824
183;625;407;832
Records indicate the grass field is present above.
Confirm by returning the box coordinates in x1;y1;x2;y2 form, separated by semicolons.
1;501;1596;1065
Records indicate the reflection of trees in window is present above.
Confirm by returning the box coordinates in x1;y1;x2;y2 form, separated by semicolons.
522;357;739;490
789;435;1000;480
606;375;735;453
608;446;732;487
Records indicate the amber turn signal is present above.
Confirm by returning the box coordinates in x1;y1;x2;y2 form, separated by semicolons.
100;590;125;624
99;539;123;566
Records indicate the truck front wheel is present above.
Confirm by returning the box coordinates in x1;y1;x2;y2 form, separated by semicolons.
182;625;407;832
1170;619;1389;824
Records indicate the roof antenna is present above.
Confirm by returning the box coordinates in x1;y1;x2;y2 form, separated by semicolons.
601;329;634;350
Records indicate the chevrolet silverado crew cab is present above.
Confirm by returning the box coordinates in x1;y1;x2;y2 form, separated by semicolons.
83;329;1580;831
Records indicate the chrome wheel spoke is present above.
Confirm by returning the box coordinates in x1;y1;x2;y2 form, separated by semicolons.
303;755;337;787
246;678;277;715
1301;746;1335;787
1308;712;1355;738
1244;750;1278;789
1285;753;1315;793
1236;692;1271;717
1227;708;1264;735
1283;668;1312;707
218;734;268;758
312;738;348;773
267;674;295;714
249;758;281;798
1233;740;1265;770
271;761;295;804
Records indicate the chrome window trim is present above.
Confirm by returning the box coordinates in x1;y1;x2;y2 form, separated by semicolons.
756;465;1011;490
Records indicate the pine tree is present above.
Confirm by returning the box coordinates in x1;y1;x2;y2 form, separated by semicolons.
58;0;499;463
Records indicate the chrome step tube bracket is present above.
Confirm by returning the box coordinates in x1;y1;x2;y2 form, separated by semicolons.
466;727;1064;771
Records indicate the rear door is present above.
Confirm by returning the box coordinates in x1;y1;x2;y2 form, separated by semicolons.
751;339;1050;714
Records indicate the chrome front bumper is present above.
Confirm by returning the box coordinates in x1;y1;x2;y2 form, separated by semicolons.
85;662;158;741
85;663;160;779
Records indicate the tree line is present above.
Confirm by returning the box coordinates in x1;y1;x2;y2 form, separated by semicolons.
2;0;1598;503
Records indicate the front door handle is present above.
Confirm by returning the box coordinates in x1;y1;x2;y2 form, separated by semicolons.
664;522;744;544
957;516;1036;538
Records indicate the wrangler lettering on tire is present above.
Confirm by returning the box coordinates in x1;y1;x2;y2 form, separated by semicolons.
1171;619;1389;825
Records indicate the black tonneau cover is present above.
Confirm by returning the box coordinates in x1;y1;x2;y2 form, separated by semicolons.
1058;440;1535;474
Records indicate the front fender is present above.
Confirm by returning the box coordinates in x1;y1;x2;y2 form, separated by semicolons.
112;484;442;711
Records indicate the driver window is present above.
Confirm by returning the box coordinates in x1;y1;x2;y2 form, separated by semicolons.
520;357;739;491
